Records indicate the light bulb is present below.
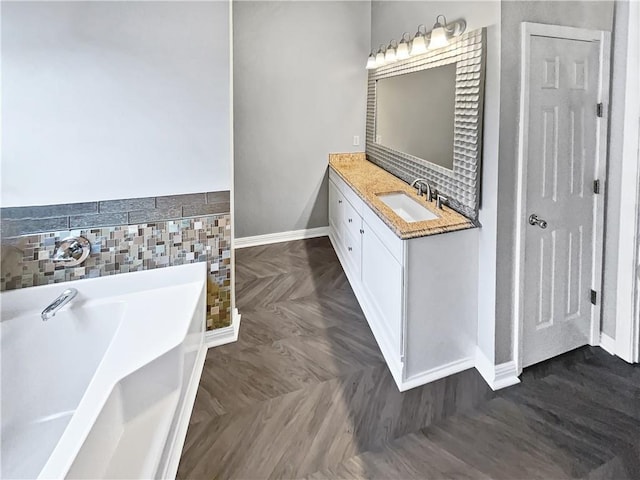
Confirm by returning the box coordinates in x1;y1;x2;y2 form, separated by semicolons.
384;47;396;63
375;49;386;67
410;34;427;56
366;53;376;69
428;25;449;50
396;40;410;60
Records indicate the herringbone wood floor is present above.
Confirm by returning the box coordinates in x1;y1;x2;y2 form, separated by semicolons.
178;237;640;479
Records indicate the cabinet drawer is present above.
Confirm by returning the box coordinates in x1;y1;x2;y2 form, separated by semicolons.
341;226;362;280
329;168;364;216
342;195;363;239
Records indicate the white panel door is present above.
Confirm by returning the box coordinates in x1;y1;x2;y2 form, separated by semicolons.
522;35;600;367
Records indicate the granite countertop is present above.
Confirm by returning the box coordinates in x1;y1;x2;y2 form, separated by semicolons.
328;153;476;240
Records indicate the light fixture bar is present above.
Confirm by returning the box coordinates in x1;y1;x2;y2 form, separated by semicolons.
365;16;466;70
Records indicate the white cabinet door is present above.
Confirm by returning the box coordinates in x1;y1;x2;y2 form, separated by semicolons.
328;180;344;237
361;222;403;356
341;227;362;280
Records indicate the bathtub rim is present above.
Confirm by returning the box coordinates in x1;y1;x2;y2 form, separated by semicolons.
0;262;207;480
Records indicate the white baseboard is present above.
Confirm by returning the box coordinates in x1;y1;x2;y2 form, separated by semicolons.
400;357;476;392
475;347;521;391
206;308;241;348
161;343;207;479
599;332;616;355
234;226;329;249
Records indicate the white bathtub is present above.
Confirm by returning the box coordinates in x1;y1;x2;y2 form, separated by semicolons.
1;262;207;479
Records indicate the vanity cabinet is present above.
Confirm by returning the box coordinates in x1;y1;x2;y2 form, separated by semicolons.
328;168;478;391
328;180;362;278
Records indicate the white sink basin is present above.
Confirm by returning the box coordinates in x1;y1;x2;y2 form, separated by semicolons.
377;192;439;223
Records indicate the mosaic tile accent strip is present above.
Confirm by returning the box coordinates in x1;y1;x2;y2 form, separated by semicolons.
1;190;230;237
0;215;232;330
366;28;486;220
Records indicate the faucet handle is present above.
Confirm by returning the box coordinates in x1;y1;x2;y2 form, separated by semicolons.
53;236;91;266
436;193;448;209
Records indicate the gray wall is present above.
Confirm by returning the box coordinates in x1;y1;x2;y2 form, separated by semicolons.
233;1;370;238
371;1;502;362
495;0;614;362
1;1;230;207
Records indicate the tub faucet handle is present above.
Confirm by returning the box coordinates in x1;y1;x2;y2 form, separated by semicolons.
53;236;91;266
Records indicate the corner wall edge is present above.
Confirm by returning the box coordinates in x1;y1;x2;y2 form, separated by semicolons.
475;346;521;391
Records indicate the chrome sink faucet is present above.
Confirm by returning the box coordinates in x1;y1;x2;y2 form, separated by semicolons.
41;288;78;321
411;178;435;202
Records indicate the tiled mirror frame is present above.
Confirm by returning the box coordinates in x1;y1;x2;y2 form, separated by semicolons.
366;28;486;221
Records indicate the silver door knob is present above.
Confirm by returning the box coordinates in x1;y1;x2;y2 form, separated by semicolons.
528;214;548;229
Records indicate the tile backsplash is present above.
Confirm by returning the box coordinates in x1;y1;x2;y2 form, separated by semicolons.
1;191;232;330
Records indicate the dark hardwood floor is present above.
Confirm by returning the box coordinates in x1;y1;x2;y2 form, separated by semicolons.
178;237;640;479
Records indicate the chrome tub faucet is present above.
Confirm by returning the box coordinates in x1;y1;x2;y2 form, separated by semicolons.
41;288;78;321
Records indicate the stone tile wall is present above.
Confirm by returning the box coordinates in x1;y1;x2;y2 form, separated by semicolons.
0;192;232;329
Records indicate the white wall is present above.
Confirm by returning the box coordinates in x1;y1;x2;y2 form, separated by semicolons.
608;0;640;360
1;1;231;207
603;0;640;344
371;1;502;363
233;1;370;238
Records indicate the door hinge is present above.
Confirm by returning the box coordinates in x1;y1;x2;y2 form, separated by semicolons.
590;289;597;305
596;103;604;117
593;179;601;194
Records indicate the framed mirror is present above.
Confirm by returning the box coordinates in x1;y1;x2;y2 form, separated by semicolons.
366;28;486;220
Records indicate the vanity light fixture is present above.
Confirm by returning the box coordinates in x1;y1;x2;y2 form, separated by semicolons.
366;52;377;69
396;33;411;60
364;16;467;69
427;15;467;50
374;44;387;67
384;39;398;63
409;24;428;56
